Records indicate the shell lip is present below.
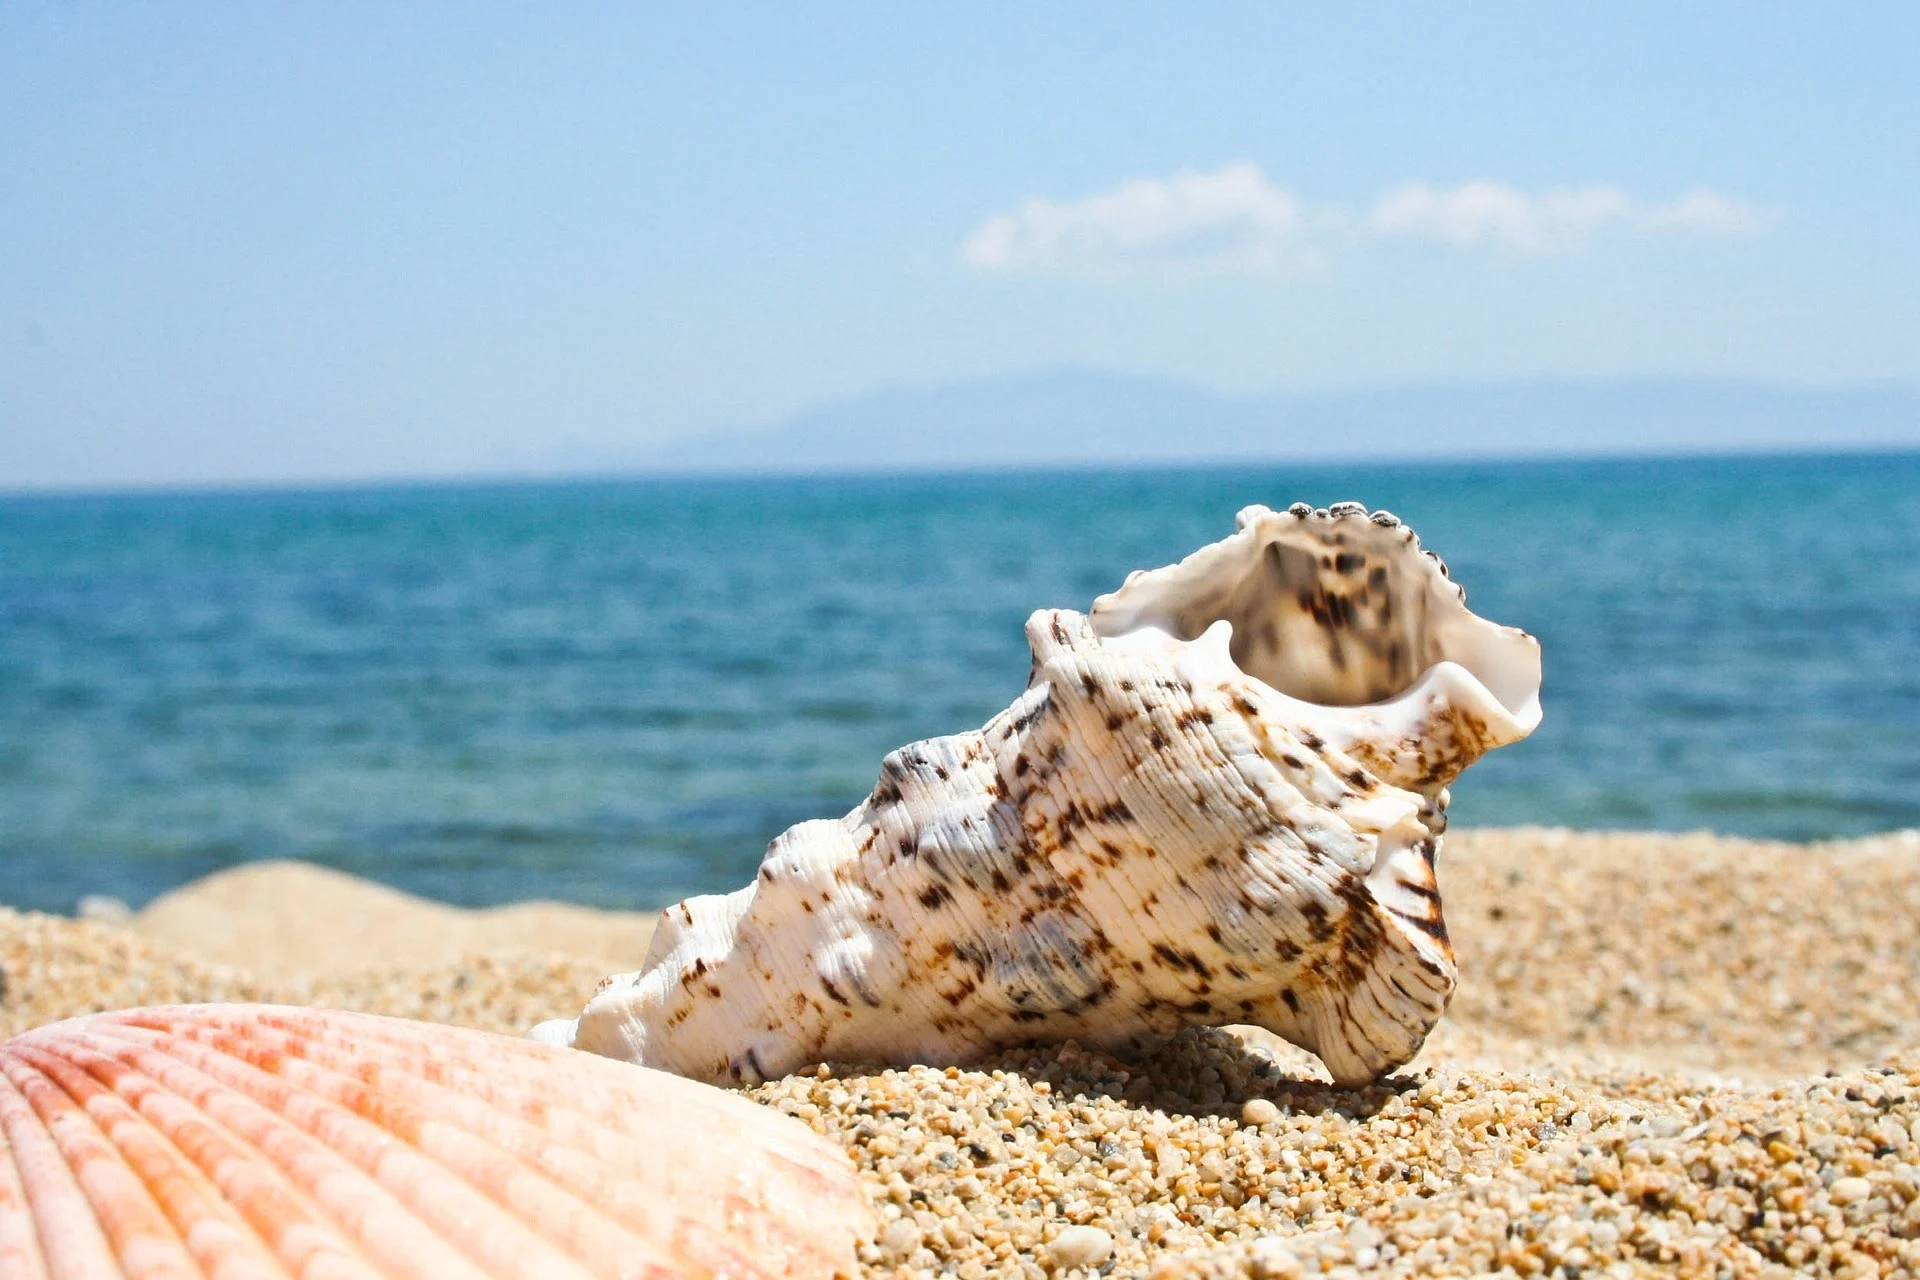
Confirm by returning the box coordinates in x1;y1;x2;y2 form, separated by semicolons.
1165;613;1541;748
1092;501;1543;736
1271;646;1539;739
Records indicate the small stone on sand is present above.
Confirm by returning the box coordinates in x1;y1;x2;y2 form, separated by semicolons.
1048;1225;1115;1269
6;826;1920;1278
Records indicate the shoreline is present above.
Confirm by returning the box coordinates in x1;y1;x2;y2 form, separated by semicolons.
14;825;1919;1070
37;821;1920;972
6;826;1919;1275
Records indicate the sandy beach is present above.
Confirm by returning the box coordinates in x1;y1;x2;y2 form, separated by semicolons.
6;826;1918;1277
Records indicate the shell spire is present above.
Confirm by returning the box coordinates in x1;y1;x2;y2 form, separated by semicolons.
539;504;1542;1087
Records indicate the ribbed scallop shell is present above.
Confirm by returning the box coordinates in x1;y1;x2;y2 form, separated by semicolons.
0;1004;873;1279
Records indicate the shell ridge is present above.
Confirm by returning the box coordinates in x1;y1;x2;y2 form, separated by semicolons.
0;1067;55;1280
54;1024;489;1280
204;1035;674;1279
101;1025;609;1280
1360;949;1446;1044
1206;692;1459;1073
11;1038;313;1280
1063;672;1243;1015
1;1051;117;1278
1200;688;1324;834
78;1023;691;1280
106;1011;641;1162
1004;653;1190;1035
986;674;1113;1018
204;1011;873;1278
205;1008;837;1173
1034;647;1211;885
863;778;1012;1056
1036;641;1373;1052
69;1030;397;1280
1018;663;1174;1006
214;1014;687;1174
1320;962;1426;1081
1;1046;204;1279
7;1009;876;1280
180;1011;612;1111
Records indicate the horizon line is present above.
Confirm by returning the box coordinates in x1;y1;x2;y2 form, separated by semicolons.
6;439;1918;503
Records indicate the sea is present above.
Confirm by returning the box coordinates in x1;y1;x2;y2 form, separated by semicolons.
3;452;1918;916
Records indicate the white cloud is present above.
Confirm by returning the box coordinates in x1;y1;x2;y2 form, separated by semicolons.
964;165;1766;275
961;162;1314;278
1369;182;1765;252
1367;182;1635;253
1640;188;1768;236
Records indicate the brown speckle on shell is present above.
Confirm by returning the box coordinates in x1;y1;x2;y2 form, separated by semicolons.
547;506;1541;1090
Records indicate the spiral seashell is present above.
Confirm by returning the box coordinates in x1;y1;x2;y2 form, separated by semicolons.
539;503;1543;1088
0;1004;873;1278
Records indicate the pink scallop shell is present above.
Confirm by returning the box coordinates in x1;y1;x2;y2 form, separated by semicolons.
0;1005;873;1279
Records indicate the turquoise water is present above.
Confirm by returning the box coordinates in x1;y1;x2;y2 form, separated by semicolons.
4;453;1918;914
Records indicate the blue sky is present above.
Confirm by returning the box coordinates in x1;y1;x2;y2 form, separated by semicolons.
2;3;1916;487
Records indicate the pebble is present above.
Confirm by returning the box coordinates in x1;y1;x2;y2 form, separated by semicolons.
7;826;1920;1279
879;1216;923;1258
1830;1176;1872;1205
1246;1240;1305;1280
1048;1225;1115;1269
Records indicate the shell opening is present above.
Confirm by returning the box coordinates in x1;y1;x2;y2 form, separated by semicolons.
1089;504;1541;727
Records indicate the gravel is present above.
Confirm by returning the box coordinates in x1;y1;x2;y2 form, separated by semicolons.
5;825;1919;1278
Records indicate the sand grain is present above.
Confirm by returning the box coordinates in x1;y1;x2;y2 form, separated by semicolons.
6;826;1918;1278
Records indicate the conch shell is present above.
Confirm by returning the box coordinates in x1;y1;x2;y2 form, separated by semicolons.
538;503;1542;1087
1;1004;873;1278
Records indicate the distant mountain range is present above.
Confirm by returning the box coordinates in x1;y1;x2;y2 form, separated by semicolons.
607;372;1920;475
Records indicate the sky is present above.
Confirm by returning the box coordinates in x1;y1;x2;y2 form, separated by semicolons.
2;3;1916;488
